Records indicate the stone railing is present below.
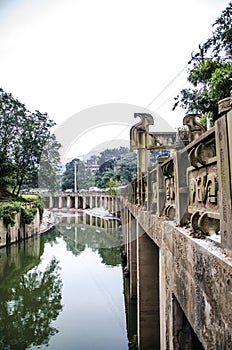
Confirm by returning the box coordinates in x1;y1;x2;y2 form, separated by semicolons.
123;93;232;256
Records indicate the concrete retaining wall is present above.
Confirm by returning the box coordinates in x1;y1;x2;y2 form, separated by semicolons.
0;208;41;248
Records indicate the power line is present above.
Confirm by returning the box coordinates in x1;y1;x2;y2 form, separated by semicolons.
104;64;189;149
78;63;190;156
144;63;189;110
153;81;188;112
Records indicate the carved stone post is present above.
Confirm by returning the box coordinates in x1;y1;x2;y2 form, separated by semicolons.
215;94;232;256
130;113;154;205
175;151;189;225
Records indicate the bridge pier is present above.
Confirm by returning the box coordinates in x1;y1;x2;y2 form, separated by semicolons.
137;224;160;350
90;196;93;208
83;196;86;209
49;196;53;209
66;196;70;209
58;196;62;209
129;213;137;300
75;196;78;209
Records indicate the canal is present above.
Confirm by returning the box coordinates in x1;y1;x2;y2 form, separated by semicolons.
0;212;130;350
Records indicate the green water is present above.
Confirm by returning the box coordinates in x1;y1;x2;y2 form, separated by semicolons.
0;213;128;350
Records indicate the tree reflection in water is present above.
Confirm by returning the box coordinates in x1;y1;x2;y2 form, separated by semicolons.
60;224;122;267
98;247;122;267
0;258;63;350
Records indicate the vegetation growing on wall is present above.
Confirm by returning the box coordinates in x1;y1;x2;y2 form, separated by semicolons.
0;203;21;226
0;198;44;227
21;207;38;225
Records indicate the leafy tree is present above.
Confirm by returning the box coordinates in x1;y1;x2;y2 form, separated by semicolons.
114;152;137;184
61;158;82;190
0;89;27;197
100;169;116;188
105;177;120;194
173;2;232;123
0;152;15;197
202;2;232;60
95;147;137;188
62;147;137;190
62;157;98;191
0;88;61;196
12;110;56;196
37;133;62;190
97;147;129;167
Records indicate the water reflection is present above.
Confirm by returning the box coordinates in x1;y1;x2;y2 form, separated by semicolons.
0;247;63;349
57;212;122;250
0;213;128;349
57;213;123;267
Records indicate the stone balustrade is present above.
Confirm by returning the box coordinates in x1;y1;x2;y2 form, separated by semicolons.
123;93;232;256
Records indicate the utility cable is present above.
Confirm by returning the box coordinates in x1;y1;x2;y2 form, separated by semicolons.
103;64;189;149
153;81;188;112
81;63;189;155
144;63;189;110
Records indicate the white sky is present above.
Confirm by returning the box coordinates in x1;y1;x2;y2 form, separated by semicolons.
0;0;229;158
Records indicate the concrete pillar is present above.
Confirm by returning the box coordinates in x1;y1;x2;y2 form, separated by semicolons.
137;225;160;349
125;209;130;265
75;196;79;209
104;196;108;209
100;218;103;228
83;196;86;209
90;196;93;209
120;207;128;251
129;213;137;299
66;196;71;209
105;219;108;231
49;196;53;209
100;196;103;208
114;197;117;214
58;196;62;209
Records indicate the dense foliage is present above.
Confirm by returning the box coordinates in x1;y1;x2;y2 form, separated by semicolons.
173;2;232;123
95;147;137;189
0;88;61;198
61;147;137;191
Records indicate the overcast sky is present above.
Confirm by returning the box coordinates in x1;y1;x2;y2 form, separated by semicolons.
0;0;229;157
